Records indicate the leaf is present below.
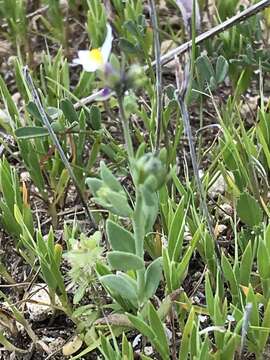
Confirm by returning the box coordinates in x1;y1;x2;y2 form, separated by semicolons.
215;55;229;83
240;241;253;286
60;98;78;124
122;333;134;358
100;336;117;359
128;314;156;343
144;257;163;300
148;303;169;357
27;150;46;192
70;327;123;360
221;254;239;303
26;101;44;124
0;75;19;122
205;272;214;319
178;307;195;360
119;38;137;54
62;335;83;356
53;169;70;205
196;55;215;90
99;274;138;307
175;226;202;285
124;20;139;37
95;261;111;276
47;107;62;120
162;248;172;294
236;193;263;227
220;335;239;359
89;105;101;130
257;240;270;280
107;251;144;271
128;310;169;360
246;286;259;327
85;178;103;196
168;198;185;260
106;220;135;254
107;191;133;217
15;127;49;139
100;161;123;192
258;299;270;350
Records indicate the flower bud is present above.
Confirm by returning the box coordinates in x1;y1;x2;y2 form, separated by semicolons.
135;153;167;190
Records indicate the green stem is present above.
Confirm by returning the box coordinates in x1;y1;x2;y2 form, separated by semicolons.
133;187;146;305
117;94;134;160
133;188;144;258
117;94;145;305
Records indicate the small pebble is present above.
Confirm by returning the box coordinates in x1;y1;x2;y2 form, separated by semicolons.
144;346;153;356
26;284;60;322
208;175;226;198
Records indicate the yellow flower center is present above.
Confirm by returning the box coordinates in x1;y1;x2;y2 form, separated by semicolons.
88;48;104;66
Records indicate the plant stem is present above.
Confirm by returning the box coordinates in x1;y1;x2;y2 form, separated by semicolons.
133;186;146;305
117;94;134;160
176;91;222;265
117;93;146;305
148;0;163;153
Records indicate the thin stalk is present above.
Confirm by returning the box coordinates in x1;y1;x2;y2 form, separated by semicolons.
117;94;134;160
176;91;222;265
133;187;146;305
197;97;204;163
148;0;163;153
117;94;145;305
23;67;97;229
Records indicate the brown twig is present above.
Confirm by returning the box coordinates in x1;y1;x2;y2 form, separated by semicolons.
155;0;270;67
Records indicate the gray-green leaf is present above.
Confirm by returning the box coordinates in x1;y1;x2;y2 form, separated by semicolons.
107;251;144;271
106;220;135;254
236;193;263;227
144;257;163;301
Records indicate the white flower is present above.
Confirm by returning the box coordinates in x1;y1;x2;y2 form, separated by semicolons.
73;24;113;72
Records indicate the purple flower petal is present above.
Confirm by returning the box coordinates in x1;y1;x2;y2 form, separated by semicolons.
101;87;111;97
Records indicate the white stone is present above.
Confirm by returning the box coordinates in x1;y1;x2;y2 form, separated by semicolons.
132;334;141;348
144;346;153;356
217;203;233;220
26;284;60;322
208;175;226;198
